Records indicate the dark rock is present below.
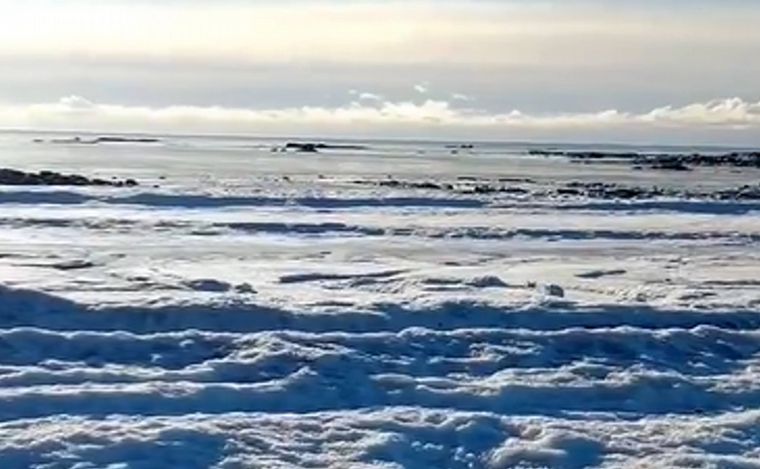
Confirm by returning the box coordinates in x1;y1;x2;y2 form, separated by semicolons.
501;187;528;194
378;179;402;188
471;185;497;195
609;188;644;199
0;168;138;187
283;142;367;152
557;188;581;196
377;180;445;191
93;136;159;144
286;143;319;153
498;177;534;183
529;149;639;159
531;148;760;171
45;136;159;145
528;149;760;171
416;182;443;190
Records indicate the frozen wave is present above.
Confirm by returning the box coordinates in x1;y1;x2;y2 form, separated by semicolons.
2;284;760;334
1;137;760;467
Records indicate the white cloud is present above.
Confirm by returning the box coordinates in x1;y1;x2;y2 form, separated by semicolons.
639;98;760;128
414;84;429;94
2;96;760;143
357;92;383;102
58;95;95;109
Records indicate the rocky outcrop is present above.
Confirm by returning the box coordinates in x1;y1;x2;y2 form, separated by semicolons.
40;136;160;145
351;176;760;201
285;143;320;153
278;142;368;153
0;168;138;187
529;149;760;170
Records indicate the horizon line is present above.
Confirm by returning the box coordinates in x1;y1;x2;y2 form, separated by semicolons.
1;127;757;152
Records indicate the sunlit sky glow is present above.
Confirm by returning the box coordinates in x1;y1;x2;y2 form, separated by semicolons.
1;0;760;144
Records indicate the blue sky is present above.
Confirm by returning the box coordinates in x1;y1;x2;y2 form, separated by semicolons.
0;0;759;143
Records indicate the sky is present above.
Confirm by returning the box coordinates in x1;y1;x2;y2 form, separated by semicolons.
1;0;760;144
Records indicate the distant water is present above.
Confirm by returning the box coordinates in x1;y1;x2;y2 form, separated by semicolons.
1;130;757;189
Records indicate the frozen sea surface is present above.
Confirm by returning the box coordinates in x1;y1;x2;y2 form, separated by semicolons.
1;132;760;468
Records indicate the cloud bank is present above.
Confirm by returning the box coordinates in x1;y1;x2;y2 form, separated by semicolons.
2;96;759;144
2;0;760;141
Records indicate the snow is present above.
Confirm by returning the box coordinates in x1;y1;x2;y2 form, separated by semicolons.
1;411;760;468
0;133;759;467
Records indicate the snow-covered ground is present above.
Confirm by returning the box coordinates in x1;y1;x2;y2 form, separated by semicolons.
1;133;760;468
